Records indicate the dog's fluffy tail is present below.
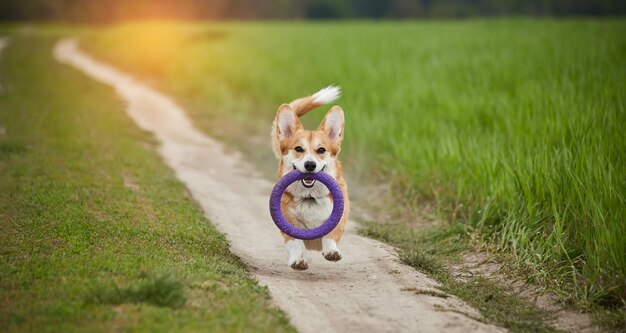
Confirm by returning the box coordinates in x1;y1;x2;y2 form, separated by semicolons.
289;86;341;117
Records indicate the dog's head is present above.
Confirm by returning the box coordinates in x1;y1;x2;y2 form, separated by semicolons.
274;104;344;199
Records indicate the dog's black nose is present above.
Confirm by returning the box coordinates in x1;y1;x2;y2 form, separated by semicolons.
304;161;317;172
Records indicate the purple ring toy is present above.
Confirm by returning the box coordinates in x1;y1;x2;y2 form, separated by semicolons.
269;170;344;240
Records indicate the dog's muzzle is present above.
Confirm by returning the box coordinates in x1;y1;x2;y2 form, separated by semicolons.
292;165;326;188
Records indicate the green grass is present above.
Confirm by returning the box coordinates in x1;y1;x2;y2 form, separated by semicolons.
83;19;626;315
89;274;187;309
0;32;294;332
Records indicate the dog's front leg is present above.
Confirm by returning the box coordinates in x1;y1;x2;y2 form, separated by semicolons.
322;237;342;262
285;239;308;270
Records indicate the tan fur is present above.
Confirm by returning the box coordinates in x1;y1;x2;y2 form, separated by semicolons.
271;94;349;252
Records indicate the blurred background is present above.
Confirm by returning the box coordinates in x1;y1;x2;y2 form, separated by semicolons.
1;0;625;22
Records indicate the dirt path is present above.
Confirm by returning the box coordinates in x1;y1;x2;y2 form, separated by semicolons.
54;38;504;333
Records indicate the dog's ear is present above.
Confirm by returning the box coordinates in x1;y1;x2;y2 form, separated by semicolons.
275;104;301;141
319;106;344;145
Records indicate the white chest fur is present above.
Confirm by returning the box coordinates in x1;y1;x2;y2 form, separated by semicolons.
289;196;333;229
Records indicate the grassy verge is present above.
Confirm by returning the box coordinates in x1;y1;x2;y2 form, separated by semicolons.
82;19;625;328
0;31;294;332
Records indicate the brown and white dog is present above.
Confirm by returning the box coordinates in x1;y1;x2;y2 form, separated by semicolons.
271;86;349;271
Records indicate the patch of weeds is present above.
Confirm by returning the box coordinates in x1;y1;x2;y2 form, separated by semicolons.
361;220;469;259
90;273;186;309
402;287;449;299
444;277;555;333
0;141;27;157
399;249;445;277
593;306;626;332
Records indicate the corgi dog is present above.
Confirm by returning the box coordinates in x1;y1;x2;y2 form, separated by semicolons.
271;86;349;271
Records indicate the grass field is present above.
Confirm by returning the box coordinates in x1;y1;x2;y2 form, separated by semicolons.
0;32;294;332
84;19;626;315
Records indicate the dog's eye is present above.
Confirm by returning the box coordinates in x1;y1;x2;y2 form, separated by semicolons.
294;146;304;153
316;147;326;154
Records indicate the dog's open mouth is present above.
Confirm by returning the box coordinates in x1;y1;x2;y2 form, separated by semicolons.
301;177;316;188
293;165;325;188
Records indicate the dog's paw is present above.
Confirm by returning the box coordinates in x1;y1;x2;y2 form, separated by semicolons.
323;250;342;262
290;259;309;271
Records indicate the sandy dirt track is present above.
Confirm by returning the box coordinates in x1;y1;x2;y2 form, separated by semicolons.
54;38;505;333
